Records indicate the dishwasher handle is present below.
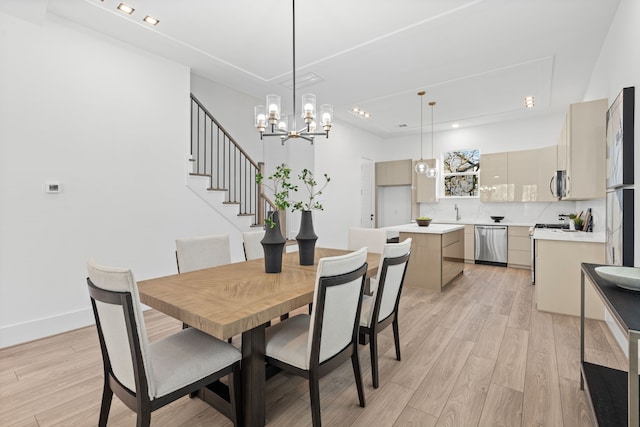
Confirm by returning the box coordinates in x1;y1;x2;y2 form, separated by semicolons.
476;225;507;230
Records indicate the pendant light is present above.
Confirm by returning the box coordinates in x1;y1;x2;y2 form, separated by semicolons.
415;91;428;174
426;101;438;178
254;0;332;144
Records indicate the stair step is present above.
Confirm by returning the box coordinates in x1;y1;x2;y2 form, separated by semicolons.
190;173;210;177
222;201;240;205
237;213;254;217
207;187;228;192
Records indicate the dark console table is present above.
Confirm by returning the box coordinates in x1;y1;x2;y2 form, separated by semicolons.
581;263;639;427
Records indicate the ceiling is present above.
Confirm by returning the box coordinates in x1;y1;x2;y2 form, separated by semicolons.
8;0;620;137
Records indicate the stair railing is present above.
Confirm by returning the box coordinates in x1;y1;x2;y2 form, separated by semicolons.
191;94;281;230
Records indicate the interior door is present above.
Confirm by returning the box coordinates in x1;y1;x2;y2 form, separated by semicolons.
360;158;375;228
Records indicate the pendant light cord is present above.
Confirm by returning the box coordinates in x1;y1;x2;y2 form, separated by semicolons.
292;0;297;131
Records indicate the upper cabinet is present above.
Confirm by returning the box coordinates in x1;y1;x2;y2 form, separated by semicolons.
479;152;509;202
375;159;412;186
508;149;538;202
537;145;558;202
414;159;437;203
557;98;608;200
480;147;558;203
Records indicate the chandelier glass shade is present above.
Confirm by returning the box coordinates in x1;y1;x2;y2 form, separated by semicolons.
254;0;332;144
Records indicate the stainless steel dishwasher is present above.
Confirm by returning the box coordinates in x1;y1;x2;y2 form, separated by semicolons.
474;225;508;266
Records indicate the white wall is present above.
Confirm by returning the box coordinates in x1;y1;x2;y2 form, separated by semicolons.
313;122;385;250
0;12;243;347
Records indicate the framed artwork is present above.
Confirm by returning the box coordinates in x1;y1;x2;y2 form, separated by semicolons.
605;87;634;189
443;149;480;197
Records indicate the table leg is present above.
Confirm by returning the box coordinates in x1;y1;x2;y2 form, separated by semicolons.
242;325;266;427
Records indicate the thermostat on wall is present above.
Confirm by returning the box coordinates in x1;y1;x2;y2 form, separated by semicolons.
45;182;61;193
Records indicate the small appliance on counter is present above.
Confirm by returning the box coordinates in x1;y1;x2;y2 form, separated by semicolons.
490;216;504;223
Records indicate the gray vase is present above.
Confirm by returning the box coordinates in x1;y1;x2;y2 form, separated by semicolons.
261;211;286;273
296;210;318;266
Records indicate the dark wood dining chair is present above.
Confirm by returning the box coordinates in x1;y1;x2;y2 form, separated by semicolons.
264;247;368;427
86;259;242;427
358;238;411;388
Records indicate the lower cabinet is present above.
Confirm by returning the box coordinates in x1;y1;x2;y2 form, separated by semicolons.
400;229;464;291
507;226;531;269
535;239;605;319
464;225;475;263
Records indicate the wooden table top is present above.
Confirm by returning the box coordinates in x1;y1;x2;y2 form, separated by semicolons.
138;248;380;340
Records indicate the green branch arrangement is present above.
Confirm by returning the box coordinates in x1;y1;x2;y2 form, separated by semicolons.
292;169;331;212
256;163;298;228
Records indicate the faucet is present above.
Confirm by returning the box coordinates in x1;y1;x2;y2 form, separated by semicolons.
455;204;461;221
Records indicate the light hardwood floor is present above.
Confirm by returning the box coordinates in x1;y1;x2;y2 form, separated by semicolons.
0;264;628;426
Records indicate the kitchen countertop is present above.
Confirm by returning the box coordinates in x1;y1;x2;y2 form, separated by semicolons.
385;223;465;235
432;219;536;227
533;228;605;243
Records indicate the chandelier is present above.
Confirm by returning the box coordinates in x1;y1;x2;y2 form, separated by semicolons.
254;0;333;144
415;93;437;177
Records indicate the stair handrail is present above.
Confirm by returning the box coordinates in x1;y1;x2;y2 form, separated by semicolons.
191;93;272;228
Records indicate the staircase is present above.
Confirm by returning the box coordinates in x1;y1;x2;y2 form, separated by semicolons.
187;94;279;232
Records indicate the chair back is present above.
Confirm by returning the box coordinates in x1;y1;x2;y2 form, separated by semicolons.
348;227;387;254
175;234;231;273
242;230;265;260
86;259;155;399
372;238;411;323
308;247;368;365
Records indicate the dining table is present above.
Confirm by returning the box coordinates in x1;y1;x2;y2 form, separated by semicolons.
137;247;380;427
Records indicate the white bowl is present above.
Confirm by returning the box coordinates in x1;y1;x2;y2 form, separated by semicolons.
594;266;640;291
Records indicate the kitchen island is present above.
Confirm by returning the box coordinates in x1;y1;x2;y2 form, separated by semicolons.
386;223;465;291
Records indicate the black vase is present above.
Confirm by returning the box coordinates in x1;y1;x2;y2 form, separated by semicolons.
261;211;286;273
296;210;318;266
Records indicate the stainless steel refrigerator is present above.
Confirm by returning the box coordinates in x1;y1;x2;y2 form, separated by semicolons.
605;87;635;266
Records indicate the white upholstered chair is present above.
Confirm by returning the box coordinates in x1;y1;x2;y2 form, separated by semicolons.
175;234;231;273
86;259;241;427
264;247;369;427
242;230;265;261
359;238;411;388
347;227;387;254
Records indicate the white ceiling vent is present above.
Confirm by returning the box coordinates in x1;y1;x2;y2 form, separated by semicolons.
280;72;323;89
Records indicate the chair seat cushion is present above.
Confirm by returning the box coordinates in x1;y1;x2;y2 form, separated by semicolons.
149;327;241;398
265;314;311;370
359;295;373;327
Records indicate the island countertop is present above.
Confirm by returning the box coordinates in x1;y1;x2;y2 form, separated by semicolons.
385;223;465;235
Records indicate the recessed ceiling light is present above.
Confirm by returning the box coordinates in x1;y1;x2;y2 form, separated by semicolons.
525;95;535;108
452;123;459;128
351;107;372;119
117;3;134;14
143;15;159;26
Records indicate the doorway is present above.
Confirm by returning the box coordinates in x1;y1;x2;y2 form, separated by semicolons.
360;158;375;228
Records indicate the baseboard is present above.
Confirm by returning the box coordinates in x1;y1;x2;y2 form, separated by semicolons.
0;308;95;349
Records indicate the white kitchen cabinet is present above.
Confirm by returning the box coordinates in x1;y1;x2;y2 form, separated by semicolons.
556;98;608;200
507;226;531;269
479;152;509;202
535;239;605;319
